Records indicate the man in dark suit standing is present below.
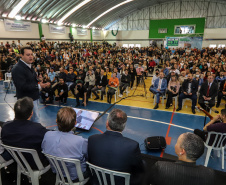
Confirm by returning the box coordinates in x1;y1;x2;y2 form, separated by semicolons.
1;97;49;169
176;73;198;114
12;46;47;123
199;75;218;112
88;109;144;185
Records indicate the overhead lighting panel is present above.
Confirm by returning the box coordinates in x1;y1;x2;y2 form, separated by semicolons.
8;0;30;18
86;0;133;27
58;0;91;25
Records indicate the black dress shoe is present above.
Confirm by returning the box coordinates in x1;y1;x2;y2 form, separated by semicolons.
100;97;103;100
176;108;181;111
154;104;159;109
216;104;220;108
192;109;196;114
165;106;169;109
75;104;80;107
94;96;99;100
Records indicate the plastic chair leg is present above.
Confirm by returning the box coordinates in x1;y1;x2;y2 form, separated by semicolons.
17;165;21;185
222;147;224;169
204;148;212;167
31;172;40;185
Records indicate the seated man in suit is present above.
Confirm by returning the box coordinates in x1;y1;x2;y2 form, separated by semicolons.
92;69;108;100
150;72;167;109
149;133;216;185
42;107;89;181
88;109;144;185
176;73;198;114
216;79;226;108
1;97;49;169
198;75;218;112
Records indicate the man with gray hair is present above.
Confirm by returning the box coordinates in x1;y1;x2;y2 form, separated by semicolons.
88;109;144;185
148;132;217;185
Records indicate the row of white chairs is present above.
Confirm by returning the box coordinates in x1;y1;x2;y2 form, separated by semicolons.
0;144;130;185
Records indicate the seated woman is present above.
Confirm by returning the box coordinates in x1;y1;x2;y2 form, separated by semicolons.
148;133;216;185
42;107;89;181
165;75;180;109
107;72;119;104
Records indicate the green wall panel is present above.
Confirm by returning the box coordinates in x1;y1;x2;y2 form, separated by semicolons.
149;18;205;39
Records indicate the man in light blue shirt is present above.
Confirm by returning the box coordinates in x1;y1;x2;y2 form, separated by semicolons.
42;107;88;181
48;67;56;84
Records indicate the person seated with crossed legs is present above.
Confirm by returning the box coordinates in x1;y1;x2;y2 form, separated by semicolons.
198;75;218;113
149;72;167;109
176;73;198;114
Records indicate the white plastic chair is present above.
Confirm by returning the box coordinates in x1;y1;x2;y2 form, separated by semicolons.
2;144;50;185
0;155;14;185
86;162;130;185
172;96;178;107
43;152;89;185
153;93;166;105
3;73;12;90
204;132;226;169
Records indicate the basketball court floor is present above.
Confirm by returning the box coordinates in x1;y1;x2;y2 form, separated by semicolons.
1;78;225;173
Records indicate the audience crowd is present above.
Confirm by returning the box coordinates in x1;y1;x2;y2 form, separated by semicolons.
0;40;226;184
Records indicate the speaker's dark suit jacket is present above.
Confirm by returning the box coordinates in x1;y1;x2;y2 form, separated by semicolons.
198;81;218;106
12;60;39;100
88;130;144;185
149;161;218;185
1;120;49;169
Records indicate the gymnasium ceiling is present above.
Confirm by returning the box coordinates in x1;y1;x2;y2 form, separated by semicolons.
0;0;225;28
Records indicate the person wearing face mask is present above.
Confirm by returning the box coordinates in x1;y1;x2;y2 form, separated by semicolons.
176;73;198;114
151;69;160;86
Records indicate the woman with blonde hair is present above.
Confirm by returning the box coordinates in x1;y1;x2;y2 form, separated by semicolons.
166;75;180;109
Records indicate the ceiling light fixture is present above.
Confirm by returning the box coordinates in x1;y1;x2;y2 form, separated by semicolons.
42;19;47;23
86;0;133;27
58;0;91;25
72;24;76;27
8;0;30;18
15;15;22;20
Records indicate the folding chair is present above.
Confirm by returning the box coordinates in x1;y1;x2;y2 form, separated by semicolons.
43;152;89;185
86;162;130;185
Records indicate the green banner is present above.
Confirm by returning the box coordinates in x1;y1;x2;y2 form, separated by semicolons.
167;38;179;46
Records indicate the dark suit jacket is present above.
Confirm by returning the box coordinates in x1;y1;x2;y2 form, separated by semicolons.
96;75;108;87
12;60;39;100
88;130;144;185
199;81;218;105
1;120;49;169
149;161;217;185
219;80;226;92
181;79;198;95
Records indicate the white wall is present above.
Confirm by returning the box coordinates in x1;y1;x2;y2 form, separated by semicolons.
105;30;150;47
202;28;226;47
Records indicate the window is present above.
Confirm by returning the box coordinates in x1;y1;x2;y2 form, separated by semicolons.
135;44;141;48
129;44;134;48
218;44;225;48
209;44;216;48
123;44;128;48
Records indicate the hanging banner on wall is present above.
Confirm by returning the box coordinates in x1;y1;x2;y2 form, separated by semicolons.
166;37;203;49
167;38;179;47
49;24;66;34
92;29;101;37
4;19;31;32
77;28;87;36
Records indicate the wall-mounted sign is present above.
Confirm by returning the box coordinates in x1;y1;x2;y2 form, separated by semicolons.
158;28;167;33
92;29;101;37
77;28;87;36
4;19;31;32
49;24;66;34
